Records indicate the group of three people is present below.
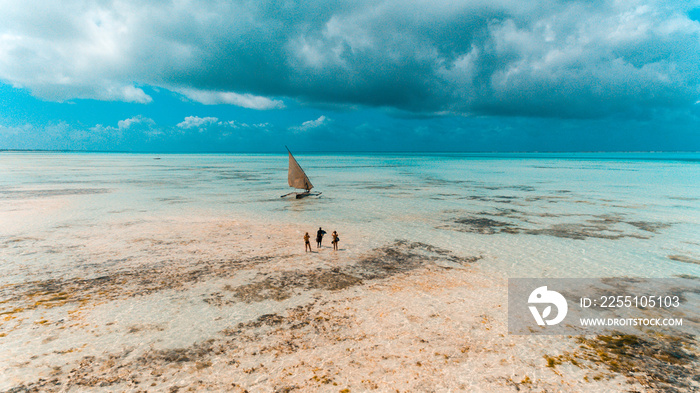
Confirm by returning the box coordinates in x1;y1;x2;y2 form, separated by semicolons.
304;227;339;251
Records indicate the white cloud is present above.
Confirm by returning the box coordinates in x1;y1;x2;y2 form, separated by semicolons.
221;120;249;128
0;0;698;117
291;115;329;132
178;88;285;110
116;86;152;104
88;116;161;143
177;116;219;129
118;116;155;130
175;116;265;132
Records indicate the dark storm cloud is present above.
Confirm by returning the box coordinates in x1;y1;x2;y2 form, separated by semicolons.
0;0;698;117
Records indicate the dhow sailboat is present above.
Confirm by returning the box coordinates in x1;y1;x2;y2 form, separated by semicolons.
281;147;321;199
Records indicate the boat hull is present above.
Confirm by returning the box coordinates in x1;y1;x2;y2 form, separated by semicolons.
280;191;322;198
295;191;321;199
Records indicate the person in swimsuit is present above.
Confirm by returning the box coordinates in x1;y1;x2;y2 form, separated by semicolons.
304;232;311;252
316;227;326;248
331;231;339;250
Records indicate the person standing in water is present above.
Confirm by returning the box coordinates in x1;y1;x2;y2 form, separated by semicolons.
316;227;326;248
331;231;339;250
304;232;311;252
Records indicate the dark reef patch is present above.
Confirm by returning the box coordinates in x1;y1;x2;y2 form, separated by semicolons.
448;217;519;235
669;196;699;201
0;255;277;318
215;241;480;304
462;195;522;204
668;255;700;265
524;223;632;240
626;221;671;233
545;333;699;393
440;211;671;241
155;197;191;204
674;274;699;280
0;188;111;199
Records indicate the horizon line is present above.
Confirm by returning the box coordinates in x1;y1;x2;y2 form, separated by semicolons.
2;149;700;154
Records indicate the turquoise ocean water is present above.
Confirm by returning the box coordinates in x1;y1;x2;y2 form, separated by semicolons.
2;151;699;282
1;151;699;390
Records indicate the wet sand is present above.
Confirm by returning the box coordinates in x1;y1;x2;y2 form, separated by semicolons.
3;216;697;392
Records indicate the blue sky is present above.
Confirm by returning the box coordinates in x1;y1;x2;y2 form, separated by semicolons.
0;0;699;152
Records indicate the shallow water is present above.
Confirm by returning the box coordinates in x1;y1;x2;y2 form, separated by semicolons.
1;152;699;390
2;152;699;281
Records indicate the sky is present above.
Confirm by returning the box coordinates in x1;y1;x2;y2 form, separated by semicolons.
0;0;699;152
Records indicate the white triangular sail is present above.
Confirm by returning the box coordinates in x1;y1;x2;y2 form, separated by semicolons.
287;149;313;191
